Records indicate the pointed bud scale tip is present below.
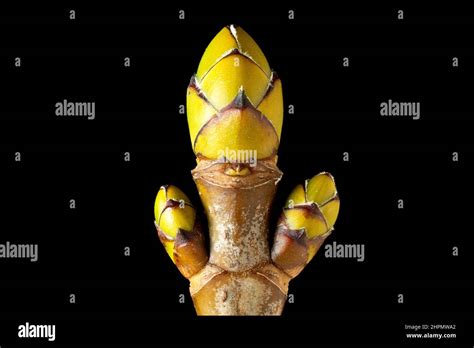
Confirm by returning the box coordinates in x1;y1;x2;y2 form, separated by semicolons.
227;88;252;110
196;25;271;81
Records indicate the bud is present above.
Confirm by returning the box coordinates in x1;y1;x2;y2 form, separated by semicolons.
272;173;340;277
154;185;207;278
187;25;283;161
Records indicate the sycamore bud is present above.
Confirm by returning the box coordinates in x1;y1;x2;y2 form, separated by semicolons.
187;25;283;161
272;173;340;277
154;185;207;278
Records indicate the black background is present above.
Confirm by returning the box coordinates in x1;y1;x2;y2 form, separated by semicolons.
0;2;473;346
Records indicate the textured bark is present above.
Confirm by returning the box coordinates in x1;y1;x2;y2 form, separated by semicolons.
189;159;289;315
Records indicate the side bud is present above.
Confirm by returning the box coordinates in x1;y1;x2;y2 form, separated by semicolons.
271;173;340;278
154;185;208;278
